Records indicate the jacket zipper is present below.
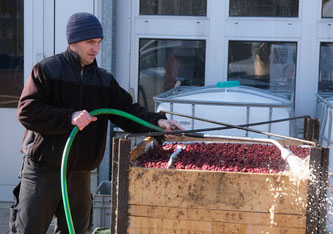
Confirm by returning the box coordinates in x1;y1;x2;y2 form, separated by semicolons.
79;69;84;107
73;69;84;169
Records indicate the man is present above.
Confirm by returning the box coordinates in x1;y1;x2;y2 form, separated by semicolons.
10;12;183;233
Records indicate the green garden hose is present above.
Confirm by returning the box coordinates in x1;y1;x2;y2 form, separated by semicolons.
61;108;164;234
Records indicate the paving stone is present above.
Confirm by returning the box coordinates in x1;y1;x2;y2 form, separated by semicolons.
0;202;11;233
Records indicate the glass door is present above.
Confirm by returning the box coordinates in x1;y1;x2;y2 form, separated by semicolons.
121;0;209;111
228;40;297;101
0;0;23;108
138;38;206;111
0;0;25;202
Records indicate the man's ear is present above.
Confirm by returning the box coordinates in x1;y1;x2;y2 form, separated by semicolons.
69;42;77;51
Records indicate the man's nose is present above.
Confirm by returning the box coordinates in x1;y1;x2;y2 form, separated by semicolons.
92;44;100;53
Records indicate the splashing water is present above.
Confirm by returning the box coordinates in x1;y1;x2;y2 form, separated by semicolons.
284;155;311;181
325;171;333;232
266;156;312;228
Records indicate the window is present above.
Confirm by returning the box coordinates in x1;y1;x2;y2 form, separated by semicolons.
228;41;297;99
138;39;206;111
140;0;207;16
323;0;333;17
0;0;23;108
229;0;299;17
319;43;333;93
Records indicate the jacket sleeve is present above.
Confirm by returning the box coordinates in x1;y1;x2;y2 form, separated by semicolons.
108;76;167;133
17;63;74;135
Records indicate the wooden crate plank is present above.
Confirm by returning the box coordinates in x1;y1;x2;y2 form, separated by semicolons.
306;147;323;233
128;167;308;214
110;138;119;234
127;216;306;234
318;147;329;232
128;205;306;228
116;139;130;233
130;137;156;161
128;228;222;234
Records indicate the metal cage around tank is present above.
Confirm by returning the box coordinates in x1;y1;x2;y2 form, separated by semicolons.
153;85;297;138
315;93;333;147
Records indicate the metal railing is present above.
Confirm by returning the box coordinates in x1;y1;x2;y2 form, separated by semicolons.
315;93;333;146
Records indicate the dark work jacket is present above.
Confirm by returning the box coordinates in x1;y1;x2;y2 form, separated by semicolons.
17;47;166;171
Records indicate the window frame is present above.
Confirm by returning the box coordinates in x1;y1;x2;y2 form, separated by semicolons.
137;37;207;110
224;38;300;104
0;0;24;108
128;1;210;103
322;0;333;18
139;0;208;17
318;41;333;94
228;0;300;18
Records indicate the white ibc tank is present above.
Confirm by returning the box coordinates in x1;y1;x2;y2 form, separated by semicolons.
154;85;296;138
316;94;333;147
316;94;333;232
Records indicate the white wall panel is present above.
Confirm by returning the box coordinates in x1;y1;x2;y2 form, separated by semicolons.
54;0;94;54
224;20;301;38
0;0;45;202
295;0;320;117
135;18;210;37
115;0;132;91
0;109;24;201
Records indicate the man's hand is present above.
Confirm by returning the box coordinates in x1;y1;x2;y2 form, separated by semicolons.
158;119;184;132
71;110;97;130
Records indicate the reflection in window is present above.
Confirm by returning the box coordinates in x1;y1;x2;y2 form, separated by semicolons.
139;39;205;111
319;43;333;93
229;0;299;17
0;0;23;108
323;0;333;17
228;41;297;99
140;0;207;16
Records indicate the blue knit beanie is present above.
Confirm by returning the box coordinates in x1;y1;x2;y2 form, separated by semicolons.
66;12;103;44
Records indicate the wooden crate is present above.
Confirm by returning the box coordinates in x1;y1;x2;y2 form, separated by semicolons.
110;136;328;234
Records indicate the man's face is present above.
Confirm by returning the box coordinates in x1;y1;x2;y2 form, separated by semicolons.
70;38;102;67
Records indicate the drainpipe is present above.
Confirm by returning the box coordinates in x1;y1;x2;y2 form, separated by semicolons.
95;0;116;184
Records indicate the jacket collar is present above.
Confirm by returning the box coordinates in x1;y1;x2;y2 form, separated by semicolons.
64;46;98;71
